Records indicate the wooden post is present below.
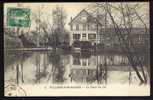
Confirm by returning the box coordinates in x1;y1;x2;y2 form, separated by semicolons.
16;64;19;85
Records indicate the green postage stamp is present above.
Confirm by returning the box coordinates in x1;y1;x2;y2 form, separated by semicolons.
7;8;30;27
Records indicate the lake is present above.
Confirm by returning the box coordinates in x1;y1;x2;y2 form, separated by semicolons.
4;50;150;86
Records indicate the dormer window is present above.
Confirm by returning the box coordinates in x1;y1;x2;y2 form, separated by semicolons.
81;16;87;22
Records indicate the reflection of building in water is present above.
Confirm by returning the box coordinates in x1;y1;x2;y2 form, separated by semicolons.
69;54;105;84
70;69;97;84
71;55;97;69
5;52;149;85
70;54;130;70
68;53;141;84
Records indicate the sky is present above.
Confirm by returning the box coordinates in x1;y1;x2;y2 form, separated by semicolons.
4;2;149;32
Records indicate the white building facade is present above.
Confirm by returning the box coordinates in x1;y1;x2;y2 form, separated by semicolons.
69;9;102;46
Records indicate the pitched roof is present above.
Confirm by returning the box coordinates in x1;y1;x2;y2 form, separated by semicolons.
69;9;103;26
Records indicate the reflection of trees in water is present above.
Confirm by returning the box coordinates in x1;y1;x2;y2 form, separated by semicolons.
48;53;65;84
53;65;65;83
4;51;32;69
11;51;34;85
96;56;107;85
86;70;97;84
29;52;69;84
6;51;149;85
128;53;150;85
34;52;50;83
35;54;41;83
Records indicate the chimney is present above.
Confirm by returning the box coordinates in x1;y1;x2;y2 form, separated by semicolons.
71;17;73;22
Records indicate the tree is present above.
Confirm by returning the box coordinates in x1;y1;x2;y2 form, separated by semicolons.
85;2;149;84
31;4;52;47
103;3;148;84
52;5;69;48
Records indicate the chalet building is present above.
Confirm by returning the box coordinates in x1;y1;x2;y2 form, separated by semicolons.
69;9;103;46
69;9;150;50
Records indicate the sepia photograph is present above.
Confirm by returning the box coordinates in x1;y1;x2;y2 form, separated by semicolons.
4;2;150;96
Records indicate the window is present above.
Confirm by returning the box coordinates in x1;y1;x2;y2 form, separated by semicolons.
88;34;96;40
82;33;86;37
80;24;83;30
139;35;141;41
91;24;96;30
73;34;80;40
87;24;90;30
83;24;86;31
81;16;87;22
73;57;80;65
76;24;79;30
82;59;87;66
71;25;73;30
70;25;75;31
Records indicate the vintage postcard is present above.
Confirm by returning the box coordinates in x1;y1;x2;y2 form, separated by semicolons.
4;2;150;96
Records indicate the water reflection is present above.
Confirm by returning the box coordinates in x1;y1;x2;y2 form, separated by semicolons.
4;51;150;86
